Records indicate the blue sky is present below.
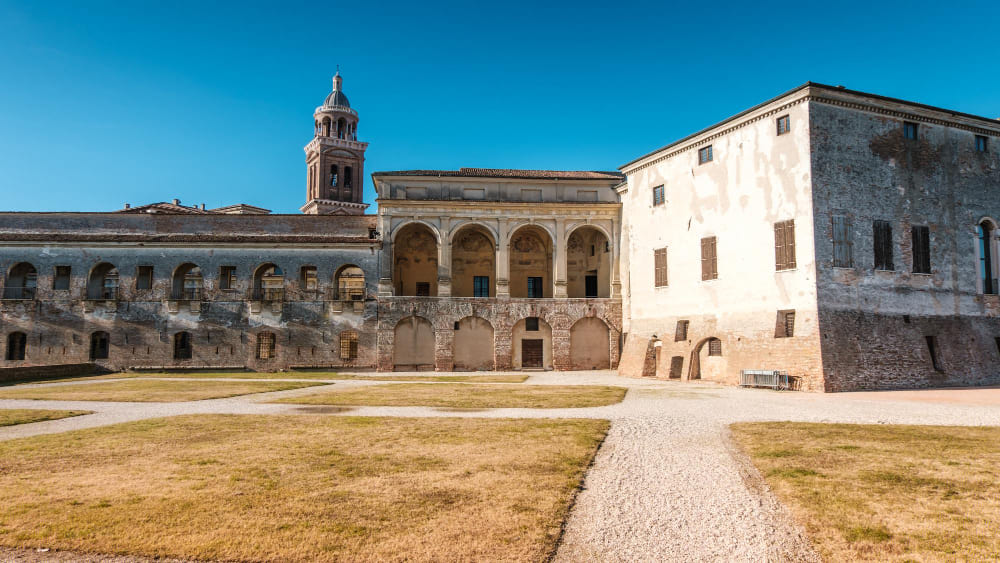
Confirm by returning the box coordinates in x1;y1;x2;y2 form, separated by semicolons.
1;0;998;213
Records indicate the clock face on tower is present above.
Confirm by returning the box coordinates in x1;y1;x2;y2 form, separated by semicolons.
301;72;369;216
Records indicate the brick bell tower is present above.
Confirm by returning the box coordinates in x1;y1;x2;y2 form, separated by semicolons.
301;71;370;215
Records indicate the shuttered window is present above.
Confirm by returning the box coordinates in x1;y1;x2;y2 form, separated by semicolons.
669;356;684;378
654;248;668;287
832;215;853;268
774;220;796;271
776;310;795;338
701;237;718;280
873;220;894;271
675;320;689;341
652;185;665;206
339;331;358;360
912;225;931;274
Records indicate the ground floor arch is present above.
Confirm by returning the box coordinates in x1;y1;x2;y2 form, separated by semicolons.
689;337;724;380
569;317;610;369
393;316;434;370
511;316;552;370
453;316;494;371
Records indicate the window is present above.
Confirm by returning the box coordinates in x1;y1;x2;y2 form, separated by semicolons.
330;164;338;187
903;121;918;140
701;237;718;280
652;185;665;206
698;145;713;164
6;332;27;361
654;248;668;287
776;310;796;338
220;266;237;290
776;115;790;135
173;332;192;360
979;221;996;294
300;266;318;291
525;317;540;331
527;277;543;298
675;320;689;342
925;335;941;371
975;135;989;153
669;356;684;379
473;276;490;297
53;266;71;290
774;220;796;271
832;215;853;268
415;282;431;297
345;166;353;189
873;220;894;271
911;225;931;274
590;245;595;257
256;332;276;360
339;331;358;360
90;331;109;360
136;266;153;290
707;338;722;356
995;337;1000;356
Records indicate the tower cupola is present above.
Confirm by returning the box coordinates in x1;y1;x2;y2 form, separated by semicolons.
301;71;370;215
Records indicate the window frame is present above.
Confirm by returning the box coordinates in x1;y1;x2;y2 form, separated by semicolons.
219;266;237;291
52;265;71;291
135;265;154;291
774;219;796;271
675;320;689;342
700;237;718;281
976;135;989;153
653;247;668;287
526;277;543;299
911;225;932;274
776;115;791;136
525;317;540;332
707;338;722;356
873;220;895;271
775;310;796;338
832;215;854;268
698;145;713;165
903;121;919;140
652;185;665;206
473;275;490;298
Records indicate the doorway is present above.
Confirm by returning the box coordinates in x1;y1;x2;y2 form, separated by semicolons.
522;339;543;368
585;275;598;298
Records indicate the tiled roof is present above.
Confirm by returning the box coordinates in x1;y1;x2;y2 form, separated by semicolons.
373;168;624;180
116;202;213;214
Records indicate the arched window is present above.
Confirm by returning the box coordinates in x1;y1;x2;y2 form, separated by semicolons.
335;265;365;300
344;166;353;190
90;331;110;360
252;264;284;302
300;266;318;291
173;332;192;360
172;263;203;300
339;330;358;361
4;263;37;300
87;263;119;300
256;332;276;360
979;220;997;295
330;164;339;187
322;117;331;137
6;332;27;361
337;118;346;139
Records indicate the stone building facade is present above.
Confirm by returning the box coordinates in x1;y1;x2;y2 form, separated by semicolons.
617;83;1000;391
2;78;999;391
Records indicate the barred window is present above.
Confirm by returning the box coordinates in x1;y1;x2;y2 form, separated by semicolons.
776;115;791;135
775;310;795;338
256;332;276;360
652;185;665;206
654;248;668;287
675;320;689;341
707;338;722;356
698;145;713;164
774;220;796;271
339;331;358;361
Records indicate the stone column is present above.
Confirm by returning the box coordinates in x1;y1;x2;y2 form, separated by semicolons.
437;216;451;297
554;218;568;298
377;213;394;296
496;218;510;298
610;218;623;298
376;327;394;372
552;327;572;370
494;320;512;370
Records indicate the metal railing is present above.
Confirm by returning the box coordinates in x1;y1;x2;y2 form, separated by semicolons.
2;286;36;300
173;288;203;301
739;370;792;391
249;287;285;302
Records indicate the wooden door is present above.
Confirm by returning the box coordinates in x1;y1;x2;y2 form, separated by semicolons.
522;339;543;368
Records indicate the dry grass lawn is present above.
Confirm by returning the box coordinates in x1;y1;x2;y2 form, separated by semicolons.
0;414;608;562
0;380;325;402
25;372;529;383
731;422;1000;561
0;409;92;427
271;383;626;408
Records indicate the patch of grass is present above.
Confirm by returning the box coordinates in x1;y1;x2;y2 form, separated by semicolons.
30;372;529;383
0;380;326;402
731;422;1000;561
0;409;92;427
0;414;608;562
270;383;626;409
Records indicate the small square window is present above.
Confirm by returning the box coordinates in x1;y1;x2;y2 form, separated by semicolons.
525;317;539;331
220;266;237;290
53;266;71;290
903;121;918;140
776;115;790;135
652;185;665;206
976;135;989;153
136;266;153;290
708;338;722;356
698;145;713;164
415;282;431;296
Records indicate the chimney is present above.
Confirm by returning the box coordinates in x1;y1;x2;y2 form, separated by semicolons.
200;203;206;210
172;198;180;205
123;203;131;209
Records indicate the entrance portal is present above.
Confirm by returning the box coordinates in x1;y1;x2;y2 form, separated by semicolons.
522;339;543;368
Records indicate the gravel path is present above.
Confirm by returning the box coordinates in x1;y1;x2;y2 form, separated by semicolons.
2;371;1000;562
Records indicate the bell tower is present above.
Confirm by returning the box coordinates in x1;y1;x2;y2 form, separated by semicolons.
301;71;370;215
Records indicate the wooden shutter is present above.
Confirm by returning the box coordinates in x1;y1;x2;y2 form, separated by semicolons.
654;248;667;287
912;226;930;273
874;220;894;270
701;237;717;280
774;220;796;270
833;215;852;267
